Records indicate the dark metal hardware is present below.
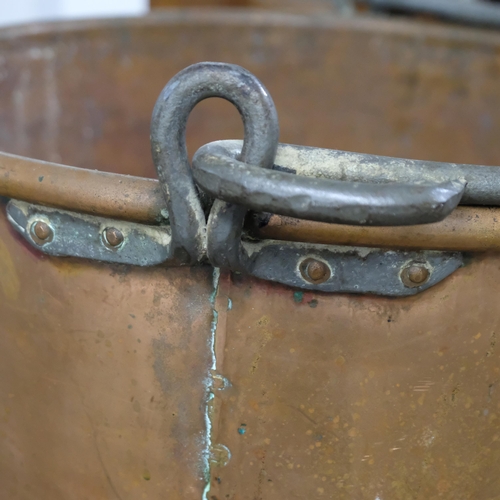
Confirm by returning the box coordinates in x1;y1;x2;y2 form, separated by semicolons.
150;61;279;265
168;63;464;295
193;142;465;226
196;145;464;294
150;62;467;291
7;200;462;296
2;62;475;294
198;140;500;207
238;242;462;296
400;262;431;288
300;258;331;284
31;220;53;244
7;201;172;267
363;0;500;28
103;227;125;249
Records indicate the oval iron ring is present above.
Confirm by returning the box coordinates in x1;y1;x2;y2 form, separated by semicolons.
150;62;280;264
193;141;465;227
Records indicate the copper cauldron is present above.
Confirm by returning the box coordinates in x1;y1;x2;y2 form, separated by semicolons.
1;8;500;499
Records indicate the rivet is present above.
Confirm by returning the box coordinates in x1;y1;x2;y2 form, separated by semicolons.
209;443;231;468
401;263;430;288
103;227;124;248
408;265;430;284
300;258;331;284
31;221;52;243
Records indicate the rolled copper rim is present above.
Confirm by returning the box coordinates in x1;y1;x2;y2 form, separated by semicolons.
1;150;499;252
0;151;165;224
251;210;500;253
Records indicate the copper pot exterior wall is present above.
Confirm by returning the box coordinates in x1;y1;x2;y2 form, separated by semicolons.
1;10;500;499
0;214;215;498
210;268;500;499
2;11;500;173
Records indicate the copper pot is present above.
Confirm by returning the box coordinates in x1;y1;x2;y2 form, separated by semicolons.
1;9;500;499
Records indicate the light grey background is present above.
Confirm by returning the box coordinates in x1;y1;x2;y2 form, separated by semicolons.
0;0;149;27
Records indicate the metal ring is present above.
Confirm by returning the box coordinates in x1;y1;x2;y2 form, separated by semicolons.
150;62;279;264
193;141;465;226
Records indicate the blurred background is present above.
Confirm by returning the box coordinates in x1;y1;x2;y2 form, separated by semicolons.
3;0;499;29
0;0;359;27
0;0;149;26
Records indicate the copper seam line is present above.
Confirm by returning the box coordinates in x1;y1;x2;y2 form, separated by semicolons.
1;151;500;251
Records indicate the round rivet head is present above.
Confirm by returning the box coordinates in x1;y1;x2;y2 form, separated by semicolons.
300;258;331;284
31;221;53;244
401;263;430;288
408;265;430;284
103;227;124;248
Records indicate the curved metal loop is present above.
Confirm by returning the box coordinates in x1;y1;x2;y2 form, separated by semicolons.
193;141;465;227
150;62;279;264
198;135;465;292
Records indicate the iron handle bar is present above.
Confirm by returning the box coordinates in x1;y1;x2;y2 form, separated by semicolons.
196;140;500;207
193;141;465;227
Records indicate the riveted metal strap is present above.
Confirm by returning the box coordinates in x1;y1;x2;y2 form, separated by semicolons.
241;241;463;297
7;200;171;267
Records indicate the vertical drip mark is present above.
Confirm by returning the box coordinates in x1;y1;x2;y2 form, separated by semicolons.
202;267;220;499
209;268;220;371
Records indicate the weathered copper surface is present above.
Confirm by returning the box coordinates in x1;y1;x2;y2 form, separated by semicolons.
0;210;215;498
1;9;500;500
210;267;500;499
3;11;500;173
0;151;164;223
0;212;214;499
254;208;500;253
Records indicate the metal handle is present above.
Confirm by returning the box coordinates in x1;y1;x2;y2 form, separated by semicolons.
150;61;279;264
171;63;467;295
193;141;465;226
0;62;480;295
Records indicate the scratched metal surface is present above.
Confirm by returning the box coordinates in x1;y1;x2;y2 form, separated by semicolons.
1;8;500;500
0;211;214;499
209;268;500;499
